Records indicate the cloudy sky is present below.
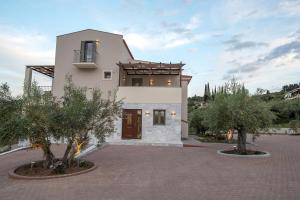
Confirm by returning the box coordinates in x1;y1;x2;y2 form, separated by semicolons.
0;0;300;96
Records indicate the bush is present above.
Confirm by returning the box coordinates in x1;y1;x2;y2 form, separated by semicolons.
289;120;300;134
189;108;208;135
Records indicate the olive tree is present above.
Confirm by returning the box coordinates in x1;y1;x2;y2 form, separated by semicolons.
53;78;122;167
22;82;60;168
204;80;275;153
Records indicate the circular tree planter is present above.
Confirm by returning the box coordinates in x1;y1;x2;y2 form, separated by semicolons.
217;149;271;158
9;160;97;180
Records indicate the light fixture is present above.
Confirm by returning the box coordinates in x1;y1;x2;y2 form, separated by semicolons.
171;111;176;116
122;75;126;81
167;79;172;86
150;79;154;86
145;111;150;116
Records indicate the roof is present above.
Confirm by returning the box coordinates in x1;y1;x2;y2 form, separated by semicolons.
56;29;134;60
122;39;134;59
181;75;192;83
26;65;55;78
56;29;123;37
286;87;300;94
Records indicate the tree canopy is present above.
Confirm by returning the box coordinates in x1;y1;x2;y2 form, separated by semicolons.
204;79;275;153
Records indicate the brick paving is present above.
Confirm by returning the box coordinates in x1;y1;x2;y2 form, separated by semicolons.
0;135;300;200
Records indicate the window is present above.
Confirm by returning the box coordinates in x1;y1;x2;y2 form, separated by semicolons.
153;110;166;125
132;78;143;86
103;70;112;80
80;41;96;62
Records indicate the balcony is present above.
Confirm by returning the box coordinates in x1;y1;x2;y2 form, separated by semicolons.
117;86;182;104
73;50;97;68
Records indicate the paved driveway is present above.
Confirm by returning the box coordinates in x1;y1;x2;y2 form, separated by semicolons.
1;135;300;200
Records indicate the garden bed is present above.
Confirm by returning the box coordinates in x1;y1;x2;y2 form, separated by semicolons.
9;159;96;180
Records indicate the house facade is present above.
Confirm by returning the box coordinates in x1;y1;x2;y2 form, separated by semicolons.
24;29;192;146
284;87;300;100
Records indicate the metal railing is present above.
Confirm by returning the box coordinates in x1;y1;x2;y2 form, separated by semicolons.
73;50;96;63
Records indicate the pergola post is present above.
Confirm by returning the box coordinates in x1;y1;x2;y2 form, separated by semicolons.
24;66;32;94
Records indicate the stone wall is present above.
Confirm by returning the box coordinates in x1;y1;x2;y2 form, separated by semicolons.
106;103;182;145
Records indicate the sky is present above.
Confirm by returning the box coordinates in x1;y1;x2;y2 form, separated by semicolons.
0;0;300;97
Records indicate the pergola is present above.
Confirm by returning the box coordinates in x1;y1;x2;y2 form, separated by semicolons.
117;61;184;75
24;65;55;92
26;65;55;78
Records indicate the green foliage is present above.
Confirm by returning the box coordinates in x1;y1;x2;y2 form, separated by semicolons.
22;81;60;167
203;83;211;102
53;77;122;165
188;95;203;113
282;83;300;92
0;78;122;169
0;83;24;147
189;108;208;135
269;98;300;125
289;120;300;134
204;79;275;153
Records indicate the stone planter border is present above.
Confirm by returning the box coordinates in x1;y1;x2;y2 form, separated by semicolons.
8;162;97;180
217;150;271;158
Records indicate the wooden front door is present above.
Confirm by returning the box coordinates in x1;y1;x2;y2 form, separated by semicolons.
122;109;142;139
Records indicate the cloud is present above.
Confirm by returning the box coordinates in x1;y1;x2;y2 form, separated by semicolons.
224;35;268;51
0;25;54;96
264;41;300;61
219;27;300;90
122;15;203;50
278;0;300;16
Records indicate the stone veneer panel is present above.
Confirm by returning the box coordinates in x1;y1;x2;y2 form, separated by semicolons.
106;103;182;145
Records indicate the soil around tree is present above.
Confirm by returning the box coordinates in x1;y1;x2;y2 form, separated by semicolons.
10;159;96;179
217;149;271;157
222;149;266;155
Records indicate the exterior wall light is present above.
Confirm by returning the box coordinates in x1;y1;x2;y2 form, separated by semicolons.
145;111;150;116
167;79;172;86
171;111;176;116
150;79;154;86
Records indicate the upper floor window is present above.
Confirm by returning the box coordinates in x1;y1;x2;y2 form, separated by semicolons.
80;41;96;62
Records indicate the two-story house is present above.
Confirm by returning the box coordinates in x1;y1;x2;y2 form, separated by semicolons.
24;29;192;146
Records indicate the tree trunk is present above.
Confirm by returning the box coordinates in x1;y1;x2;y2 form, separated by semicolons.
62;140;73;167
237;128;247;154
42;144;55;168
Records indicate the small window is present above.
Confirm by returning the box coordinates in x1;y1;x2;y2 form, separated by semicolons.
103;71;112;80
132;78;143;86
153;110;166;125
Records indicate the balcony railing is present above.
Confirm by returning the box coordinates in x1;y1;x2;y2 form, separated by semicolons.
73;50;97;68
38;86;52;93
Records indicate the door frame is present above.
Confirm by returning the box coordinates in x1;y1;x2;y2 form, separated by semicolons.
122;109;142;139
